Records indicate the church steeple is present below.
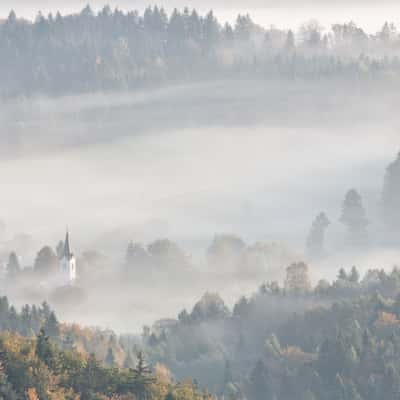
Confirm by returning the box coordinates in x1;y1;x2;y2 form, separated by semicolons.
59;228;77;285
63;229;72;259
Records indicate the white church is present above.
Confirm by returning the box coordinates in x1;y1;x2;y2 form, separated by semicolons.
58;230;77;286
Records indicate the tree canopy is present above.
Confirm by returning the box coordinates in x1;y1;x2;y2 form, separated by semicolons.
1;7;400;97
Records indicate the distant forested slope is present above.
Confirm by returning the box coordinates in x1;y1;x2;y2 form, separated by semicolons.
2;6;400;96
142;266;400;400
4;264;400;399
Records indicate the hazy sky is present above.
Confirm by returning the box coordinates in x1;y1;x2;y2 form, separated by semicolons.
2;0;399;33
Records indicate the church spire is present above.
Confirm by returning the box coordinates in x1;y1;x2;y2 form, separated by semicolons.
64;229;72;259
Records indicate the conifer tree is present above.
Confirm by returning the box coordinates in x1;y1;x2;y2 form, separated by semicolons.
133;351;155;400
338;268;348;281
349;266;360;283
340;189;369;245
43;312;60;339
285;30;295;49
36;328;54;366
382;152;400;232
6;252;20;280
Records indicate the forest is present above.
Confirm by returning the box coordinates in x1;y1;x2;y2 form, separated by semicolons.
3;263;400;399
0;328;209;399
0;151;400;399
142;265;400;400
2;5;400;96
2;2;400;400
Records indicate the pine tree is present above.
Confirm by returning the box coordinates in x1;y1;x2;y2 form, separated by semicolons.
382;152;400;232
7;307;18;332
40;302;51;321
340;189;368;245
349;266;360;283
80;353;103;398
285;30;295;49
133;351;155;400
6;252;20;280
20;305;32;336
43;312;60;340
338;268;348;281
36;328;54;366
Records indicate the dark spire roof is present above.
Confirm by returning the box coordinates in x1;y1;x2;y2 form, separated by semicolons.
64;230;72;259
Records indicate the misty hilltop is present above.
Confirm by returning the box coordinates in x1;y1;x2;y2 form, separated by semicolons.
2;6;400;97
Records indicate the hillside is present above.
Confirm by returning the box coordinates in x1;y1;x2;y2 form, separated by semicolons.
141;265;400;400
0;328;210;400
2;7;400;97
3;264;400;399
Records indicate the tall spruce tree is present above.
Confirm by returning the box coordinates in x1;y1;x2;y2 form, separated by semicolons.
6;252;20;280
340;189;368;245
43;312;60;339
382;152;400;232
36;328;54;366
133;351;155;400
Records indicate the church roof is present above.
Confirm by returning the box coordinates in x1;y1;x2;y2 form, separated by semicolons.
64;230;72;259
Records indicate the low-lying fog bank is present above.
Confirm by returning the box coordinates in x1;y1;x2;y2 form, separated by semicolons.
0;79;399;332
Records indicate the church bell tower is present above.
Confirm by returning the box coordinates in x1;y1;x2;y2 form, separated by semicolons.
59;230;76;285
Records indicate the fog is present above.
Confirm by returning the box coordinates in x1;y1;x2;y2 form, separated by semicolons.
2;5;400;400
1;80;398;246
0;78;399;332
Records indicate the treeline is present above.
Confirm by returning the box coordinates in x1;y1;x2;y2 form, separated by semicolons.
245;286;400;400
142;265;400;399
2;6;400;96
256;285;400;400
0;328;211;400
0;294;214;400
3;151;400;288
0;296;139;370
0;296;57;336
4;262;400;399
307;151;400;257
